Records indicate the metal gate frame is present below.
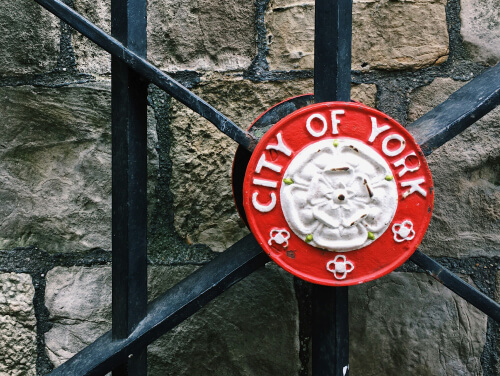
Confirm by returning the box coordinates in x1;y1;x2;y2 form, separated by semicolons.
9;0;500;374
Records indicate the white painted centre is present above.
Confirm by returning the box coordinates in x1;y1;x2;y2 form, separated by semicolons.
280;138;398;252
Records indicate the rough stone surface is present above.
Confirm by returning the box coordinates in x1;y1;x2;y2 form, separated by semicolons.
265;0;449;71
350;272;487;375
0;273;37;376
408;77;500;257
44;266;112;368
169;75;376;252
497;271;500;376
461;0;500;65
0;0;60;76
0;82;158;253
147;264;299;376
73;0;256;74
148;0;256;73
72;0;112;75
45;264;299;375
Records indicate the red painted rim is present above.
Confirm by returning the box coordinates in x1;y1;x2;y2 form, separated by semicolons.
243;102;434;286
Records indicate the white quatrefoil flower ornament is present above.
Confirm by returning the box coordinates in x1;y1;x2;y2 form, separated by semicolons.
392;220;416;242
326;255;354;280
268;229;291;247
281;138;398;252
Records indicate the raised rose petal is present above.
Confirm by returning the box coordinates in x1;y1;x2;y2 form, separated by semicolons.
313;204;342;228
307;174;333;206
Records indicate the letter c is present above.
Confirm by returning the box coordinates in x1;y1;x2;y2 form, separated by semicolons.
252;192;277;213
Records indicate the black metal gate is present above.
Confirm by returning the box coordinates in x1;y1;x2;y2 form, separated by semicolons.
10;0;500;374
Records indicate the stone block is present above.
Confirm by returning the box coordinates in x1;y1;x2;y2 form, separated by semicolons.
408;77;500;257
265;0;448;71
0;273;37;376
461;0;500;65
72;0;112;75
148;0;256;73
497;271;500;376
350;272;487;375
169;75;376;252
44;266;112;368
0;0;60;76
0;82;158;252
44;264;299;375
147;264;299;376
73;0;256;74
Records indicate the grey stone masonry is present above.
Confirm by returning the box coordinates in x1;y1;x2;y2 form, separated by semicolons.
350;272;487;375
266;0;449;71
0;83;112;252
44;264;300;375
45;267;489;375
0;273;37;376
0;0;499;373
0;82;158;253
72;0;257;74
461;0;500;65
0;0;60;76
409;78;500;258
170;76;376;252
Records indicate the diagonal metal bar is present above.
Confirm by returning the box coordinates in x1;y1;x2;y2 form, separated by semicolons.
48;235;268;376
410;250;500;322
32;0;257;152
312;0;352;375
408;63;500;156
407;65;500;319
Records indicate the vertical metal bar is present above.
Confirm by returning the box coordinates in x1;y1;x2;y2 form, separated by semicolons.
111;0;148;373
314;0;352;103
312;286;349;376
313;0;352;375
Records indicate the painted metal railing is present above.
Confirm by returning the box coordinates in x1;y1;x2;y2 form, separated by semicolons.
12;0;500;374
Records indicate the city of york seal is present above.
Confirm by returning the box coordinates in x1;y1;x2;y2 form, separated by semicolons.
243;101;434;286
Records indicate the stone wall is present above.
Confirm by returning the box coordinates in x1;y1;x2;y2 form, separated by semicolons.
0;0;499;375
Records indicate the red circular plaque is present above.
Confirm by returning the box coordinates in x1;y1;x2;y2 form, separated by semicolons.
242;102;434;286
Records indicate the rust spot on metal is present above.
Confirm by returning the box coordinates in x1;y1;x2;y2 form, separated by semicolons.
363;179;373;198
330;167;350;171
430;269;444;283
247;134;259;153
350;214;367;226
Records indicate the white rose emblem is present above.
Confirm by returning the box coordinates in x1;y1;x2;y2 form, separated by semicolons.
280;138;398;252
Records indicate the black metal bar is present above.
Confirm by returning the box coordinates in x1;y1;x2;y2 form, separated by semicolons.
111;0;148;374
47;235;268;376
314;0;352;103
410;250;500;322
312;0;352;375
312;286;350;376
408;63;500;156
32;0;258;153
